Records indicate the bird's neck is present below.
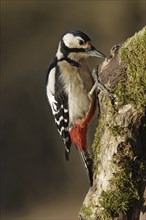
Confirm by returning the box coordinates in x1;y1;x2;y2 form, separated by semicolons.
56;49;80;68
56;42;85;67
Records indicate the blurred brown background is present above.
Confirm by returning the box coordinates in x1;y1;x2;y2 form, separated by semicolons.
1;1;145;219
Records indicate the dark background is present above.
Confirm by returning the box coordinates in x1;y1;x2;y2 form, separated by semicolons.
1;1;145;219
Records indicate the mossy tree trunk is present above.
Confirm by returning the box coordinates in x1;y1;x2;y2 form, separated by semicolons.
78;27;146;220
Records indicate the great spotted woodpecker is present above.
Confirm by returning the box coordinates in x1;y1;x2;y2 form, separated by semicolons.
46;30;105;185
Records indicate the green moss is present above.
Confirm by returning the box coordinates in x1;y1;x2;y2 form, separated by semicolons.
92;111;105;179
115;27;146;109
92;96;117;179
81;205;93;219
110;125;125;136
91;28;146;220
97;145;145;219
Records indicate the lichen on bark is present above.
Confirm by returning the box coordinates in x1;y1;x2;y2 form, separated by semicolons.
78;27;146;220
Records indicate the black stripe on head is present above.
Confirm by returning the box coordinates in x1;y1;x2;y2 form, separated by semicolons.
60;40;85;56
61;30;91;56
63;30;91;43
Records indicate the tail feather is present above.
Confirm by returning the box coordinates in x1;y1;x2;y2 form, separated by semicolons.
78;149;93;186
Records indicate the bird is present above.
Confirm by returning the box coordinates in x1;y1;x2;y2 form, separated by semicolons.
46;30;105;186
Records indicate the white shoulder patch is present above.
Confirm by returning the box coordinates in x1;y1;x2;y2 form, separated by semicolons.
46;67;56;96
46;67;56;109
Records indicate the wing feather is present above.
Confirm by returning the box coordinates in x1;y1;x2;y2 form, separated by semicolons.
46;62;71;160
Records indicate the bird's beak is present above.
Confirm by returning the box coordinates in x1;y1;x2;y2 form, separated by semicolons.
86;45;106;58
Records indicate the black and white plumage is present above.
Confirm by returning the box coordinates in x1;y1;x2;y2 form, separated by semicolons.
46;58;71;160
46;30;105;185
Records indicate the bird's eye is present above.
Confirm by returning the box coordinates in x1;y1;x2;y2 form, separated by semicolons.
79;39;84;45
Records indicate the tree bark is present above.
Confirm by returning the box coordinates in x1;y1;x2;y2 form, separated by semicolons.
78;27;146;220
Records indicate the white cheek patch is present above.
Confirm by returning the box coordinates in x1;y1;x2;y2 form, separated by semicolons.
63;33;79;48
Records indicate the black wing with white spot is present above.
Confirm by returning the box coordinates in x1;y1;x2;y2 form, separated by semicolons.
46;61;71;160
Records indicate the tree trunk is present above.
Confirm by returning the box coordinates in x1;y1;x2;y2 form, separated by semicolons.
78;27;146;220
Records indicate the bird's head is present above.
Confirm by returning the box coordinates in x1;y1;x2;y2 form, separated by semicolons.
56;30;105;61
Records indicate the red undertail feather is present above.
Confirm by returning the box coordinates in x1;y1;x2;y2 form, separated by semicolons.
69;124;87;150
69;100;96;149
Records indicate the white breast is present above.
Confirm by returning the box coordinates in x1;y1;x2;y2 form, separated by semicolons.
68;83;90;124
59;61;93;125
